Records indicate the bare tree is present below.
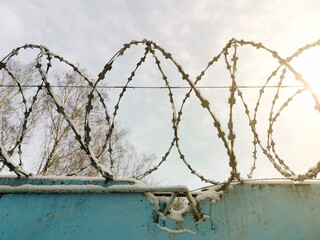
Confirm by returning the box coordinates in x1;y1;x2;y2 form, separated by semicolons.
0;63;157;182
0;61;42;171
35;69;157;180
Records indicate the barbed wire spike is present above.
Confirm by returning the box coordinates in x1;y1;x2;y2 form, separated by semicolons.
0;38;320;190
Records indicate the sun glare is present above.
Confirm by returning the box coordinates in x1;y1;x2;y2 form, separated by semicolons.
291;48;320;107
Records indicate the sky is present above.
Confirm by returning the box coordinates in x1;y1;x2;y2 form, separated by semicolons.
1;0;320;189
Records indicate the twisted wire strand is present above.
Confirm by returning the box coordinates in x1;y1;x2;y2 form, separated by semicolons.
0;39;320;188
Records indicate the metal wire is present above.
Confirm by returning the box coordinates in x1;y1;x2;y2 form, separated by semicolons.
0;38;320;190
0;84;304;89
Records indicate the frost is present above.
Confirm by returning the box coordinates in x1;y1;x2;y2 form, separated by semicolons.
30;175;106;181
144;192;160;209
157;196;170;204
153;223;198;235
0;146;31;176
195;214;211;225
158;211;166;220
0;182;188;194
0;184;106;193
195;185;223;204
113;177;142;184
242;178;320;185
167;205;190;222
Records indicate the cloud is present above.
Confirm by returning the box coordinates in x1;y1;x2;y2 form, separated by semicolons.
0;5;25;53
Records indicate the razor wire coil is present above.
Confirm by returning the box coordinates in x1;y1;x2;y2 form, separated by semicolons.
1;38;320;190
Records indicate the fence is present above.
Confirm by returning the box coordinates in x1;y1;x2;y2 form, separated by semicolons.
0;177;320;239
1;38;320;188
1;39;320;238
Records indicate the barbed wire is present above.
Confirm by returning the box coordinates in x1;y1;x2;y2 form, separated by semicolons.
0;84;304;89
0;38;320;190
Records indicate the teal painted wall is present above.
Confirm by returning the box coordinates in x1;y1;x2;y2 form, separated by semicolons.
0;178;319;240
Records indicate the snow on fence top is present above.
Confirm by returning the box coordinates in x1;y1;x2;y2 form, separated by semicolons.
1;38;320;191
